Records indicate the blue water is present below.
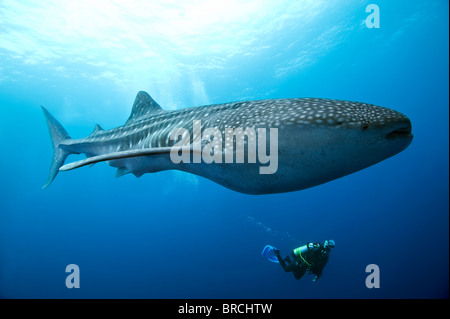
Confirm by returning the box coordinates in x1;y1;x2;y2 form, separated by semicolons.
0;0;448;299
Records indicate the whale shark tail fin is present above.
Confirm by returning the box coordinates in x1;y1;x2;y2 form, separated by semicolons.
41;106;74;189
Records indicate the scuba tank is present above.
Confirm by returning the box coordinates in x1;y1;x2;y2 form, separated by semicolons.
293;243;320;256
292;243;321;266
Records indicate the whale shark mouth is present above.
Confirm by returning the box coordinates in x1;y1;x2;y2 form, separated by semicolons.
386;126;413;139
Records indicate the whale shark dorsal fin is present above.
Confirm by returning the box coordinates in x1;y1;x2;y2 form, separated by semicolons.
126;91;164;124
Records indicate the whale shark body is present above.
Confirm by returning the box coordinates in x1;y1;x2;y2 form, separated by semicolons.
42;91;413;194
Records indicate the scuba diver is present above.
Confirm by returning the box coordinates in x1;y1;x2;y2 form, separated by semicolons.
265;240;335;281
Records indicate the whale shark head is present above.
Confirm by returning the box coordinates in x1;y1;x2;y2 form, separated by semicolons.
321;99;413;150
337;101;413;170
281;98;412;148
331;100;413;156
270;98;413;193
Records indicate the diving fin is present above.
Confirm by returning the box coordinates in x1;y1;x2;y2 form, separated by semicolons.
262;245;280;263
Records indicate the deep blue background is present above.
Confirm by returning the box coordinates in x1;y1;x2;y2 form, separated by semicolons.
0;0;448;298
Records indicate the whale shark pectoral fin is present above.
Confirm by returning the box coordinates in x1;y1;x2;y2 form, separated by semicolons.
59;147;175;171
59;146;198;172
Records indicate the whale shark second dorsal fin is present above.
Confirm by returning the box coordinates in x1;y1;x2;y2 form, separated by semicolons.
88;124;104;137
93;124;104;132
126;91;164;124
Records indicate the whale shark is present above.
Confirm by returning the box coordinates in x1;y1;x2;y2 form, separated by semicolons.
42;91;413;194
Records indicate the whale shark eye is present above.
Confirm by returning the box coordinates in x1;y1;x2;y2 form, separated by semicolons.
361;124;369;131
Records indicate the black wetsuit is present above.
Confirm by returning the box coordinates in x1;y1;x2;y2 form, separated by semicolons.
276;243;331;280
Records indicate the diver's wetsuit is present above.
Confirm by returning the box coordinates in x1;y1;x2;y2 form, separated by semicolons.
275;243;331;280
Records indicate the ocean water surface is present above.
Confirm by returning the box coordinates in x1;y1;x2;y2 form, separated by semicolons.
0;0;448;298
